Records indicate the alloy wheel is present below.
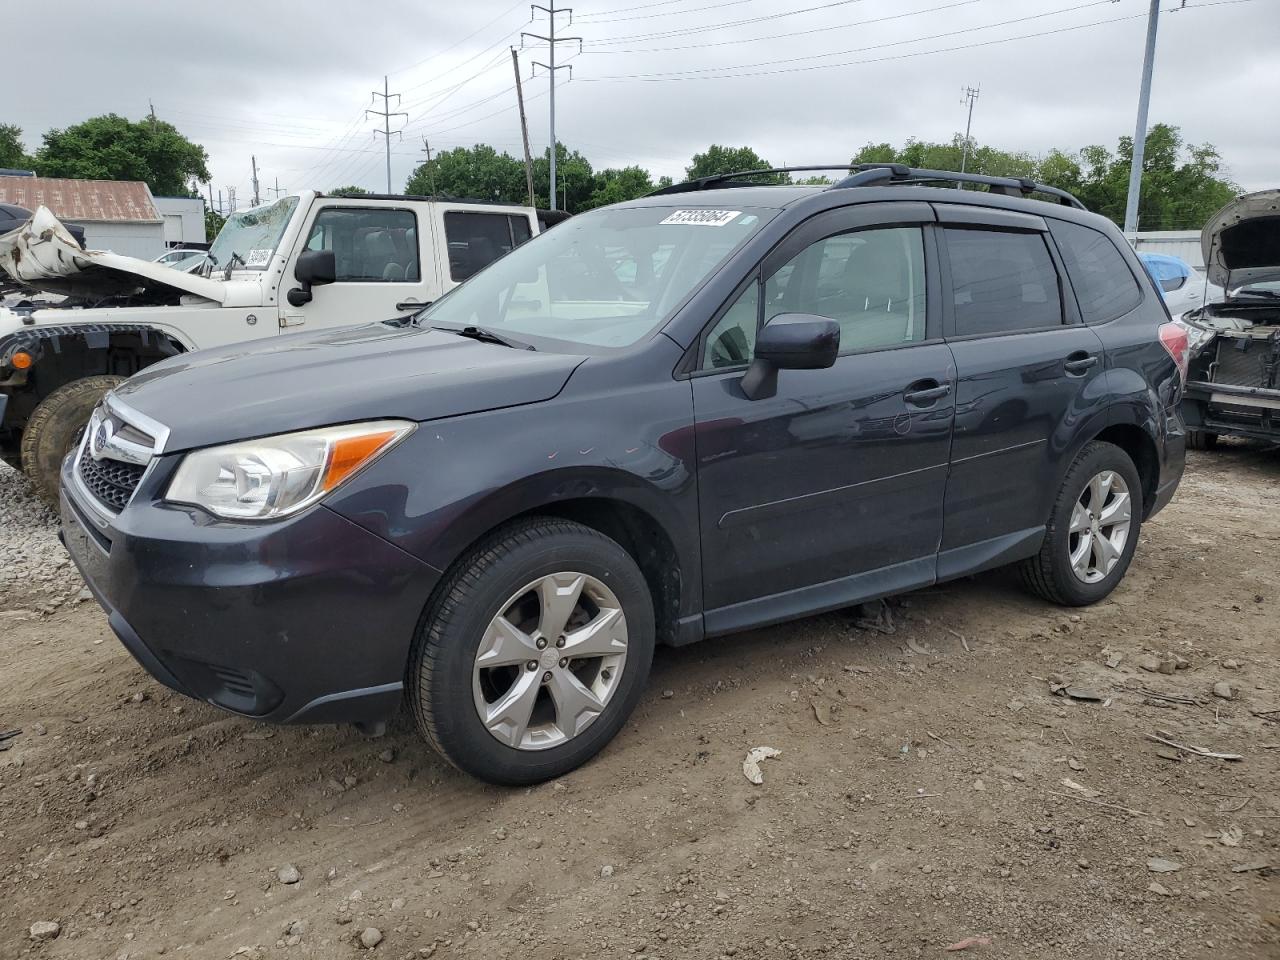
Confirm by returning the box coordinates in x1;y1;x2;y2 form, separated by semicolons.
472;572;628;750
1067;470;1133;584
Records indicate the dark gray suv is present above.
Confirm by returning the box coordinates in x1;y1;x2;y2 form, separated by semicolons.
59;165;1187;784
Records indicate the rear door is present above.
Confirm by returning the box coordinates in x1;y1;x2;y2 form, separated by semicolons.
436;207;536;292
935;205;1107;575
691;202;955;631
280;200;437;331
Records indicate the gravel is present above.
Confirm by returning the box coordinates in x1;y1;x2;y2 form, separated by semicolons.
0;463;83;614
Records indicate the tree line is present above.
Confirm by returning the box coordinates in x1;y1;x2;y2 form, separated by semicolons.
1;114;1240;234
402;125;1238;232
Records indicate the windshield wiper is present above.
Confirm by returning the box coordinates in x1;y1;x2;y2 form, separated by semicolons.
430;324;536;351
222;250;246;281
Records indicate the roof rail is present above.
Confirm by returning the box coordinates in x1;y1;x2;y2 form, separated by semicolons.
646;163;1086;210
646;165;866;196
829;164;1086;209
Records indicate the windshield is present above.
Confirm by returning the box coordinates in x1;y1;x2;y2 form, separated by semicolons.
208;196;299;271
418;205;771;349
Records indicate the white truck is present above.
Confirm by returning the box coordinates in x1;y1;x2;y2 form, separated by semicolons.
0;191;548;501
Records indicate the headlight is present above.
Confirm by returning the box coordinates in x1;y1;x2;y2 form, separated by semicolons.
166;420;413;520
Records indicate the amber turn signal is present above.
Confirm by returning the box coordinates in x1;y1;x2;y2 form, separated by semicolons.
9;351;33;370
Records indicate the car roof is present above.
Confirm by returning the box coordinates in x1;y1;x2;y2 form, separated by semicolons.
620;183;1103;222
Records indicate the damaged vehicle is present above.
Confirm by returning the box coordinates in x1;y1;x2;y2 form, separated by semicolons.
1180;190;1280;449
0;192;542;500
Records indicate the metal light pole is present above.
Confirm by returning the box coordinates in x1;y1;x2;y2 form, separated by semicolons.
1123;0;1161;236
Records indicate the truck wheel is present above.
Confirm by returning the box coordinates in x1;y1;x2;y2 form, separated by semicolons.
1186;430;1218;451
409;517;654;785
1020;441;1144;607
20;376;124;505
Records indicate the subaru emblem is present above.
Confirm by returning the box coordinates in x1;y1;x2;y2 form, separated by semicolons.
91;419;113;460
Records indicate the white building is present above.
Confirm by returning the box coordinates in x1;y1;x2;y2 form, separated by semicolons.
1133;231;1204;269
153;196;206;247
0;176;167;258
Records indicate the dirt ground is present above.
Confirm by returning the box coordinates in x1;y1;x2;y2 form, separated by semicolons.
1;446;1277;960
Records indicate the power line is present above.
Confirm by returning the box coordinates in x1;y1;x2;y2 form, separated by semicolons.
584;0;872;46
368;76;409;193
578;0;755;23
583;1;1117;78
583;0;983;54
578;7;1157;82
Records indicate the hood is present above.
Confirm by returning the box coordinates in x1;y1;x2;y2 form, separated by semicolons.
1201;189;1280;291
0;206;228;304
114;321;586;452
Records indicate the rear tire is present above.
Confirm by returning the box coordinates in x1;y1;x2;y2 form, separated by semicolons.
1020;441;1143;607
1186;430;1218;451
20;376;123;505
408;517;655;785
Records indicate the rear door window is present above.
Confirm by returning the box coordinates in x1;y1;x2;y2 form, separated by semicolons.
944;227;1063;336
1051;220;1143;322
444;212;535;281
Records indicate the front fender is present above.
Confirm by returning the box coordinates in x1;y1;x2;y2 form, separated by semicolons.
327;370;701;617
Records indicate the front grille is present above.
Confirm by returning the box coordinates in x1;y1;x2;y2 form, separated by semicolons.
77;454;146;511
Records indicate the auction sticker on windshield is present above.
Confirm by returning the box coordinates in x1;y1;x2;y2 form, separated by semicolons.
244;249;273;267
659;210;742;227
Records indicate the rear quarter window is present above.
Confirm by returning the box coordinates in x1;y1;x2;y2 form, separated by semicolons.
1051;220;1143;323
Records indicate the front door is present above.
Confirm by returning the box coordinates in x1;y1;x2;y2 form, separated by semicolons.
691;203;955;633
934;208;1108;570
281;203;438;330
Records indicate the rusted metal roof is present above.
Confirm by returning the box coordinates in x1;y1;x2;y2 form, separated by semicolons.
0;176;162;223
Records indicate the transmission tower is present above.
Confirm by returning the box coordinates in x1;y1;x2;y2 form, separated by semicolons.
368;76;408;193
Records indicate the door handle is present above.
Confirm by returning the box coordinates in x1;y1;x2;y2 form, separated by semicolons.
395;299;429;312
903;382;951;406
1063;352;1098;375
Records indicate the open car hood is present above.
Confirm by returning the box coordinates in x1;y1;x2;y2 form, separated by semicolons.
1201;189;1280;291
0;206;228;304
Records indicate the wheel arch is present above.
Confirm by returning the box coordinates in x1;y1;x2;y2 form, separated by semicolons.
1091;422;1159;518
398;467;698;649
1;323;188;437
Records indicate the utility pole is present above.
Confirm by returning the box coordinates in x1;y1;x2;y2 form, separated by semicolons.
1123;0;1161;237
268;177;287;199
227;186;237;213
207;182;215;211
524;2;581;211
512;48;536;208
959;85;980;174
148;99;157;124
217;189;223;217
251;156;261;206
368;75;408;194
419;138;437;196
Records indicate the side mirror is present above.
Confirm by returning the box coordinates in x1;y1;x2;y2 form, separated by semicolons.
740;313;840;401
287;249;337;307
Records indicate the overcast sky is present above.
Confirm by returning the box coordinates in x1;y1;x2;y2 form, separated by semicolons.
9;0;1279;211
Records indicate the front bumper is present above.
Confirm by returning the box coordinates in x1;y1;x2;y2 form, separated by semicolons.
60;453;442;724
1184;380;1280;443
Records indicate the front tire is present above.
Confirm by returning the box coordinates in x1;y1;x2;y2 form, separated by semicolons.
1020;441;1143;606
20;376;124;505
409;518;655;785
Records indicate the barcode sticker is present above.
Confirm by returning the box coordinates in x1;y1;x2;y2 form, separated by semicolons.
244;248;273;266
659;209;742;227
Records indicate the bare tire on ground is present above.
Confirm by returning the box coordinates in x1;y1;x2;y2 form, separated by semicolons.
1020;440;1144;607
1186;430;1219;451
409;517;655;785
20;376;124;505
